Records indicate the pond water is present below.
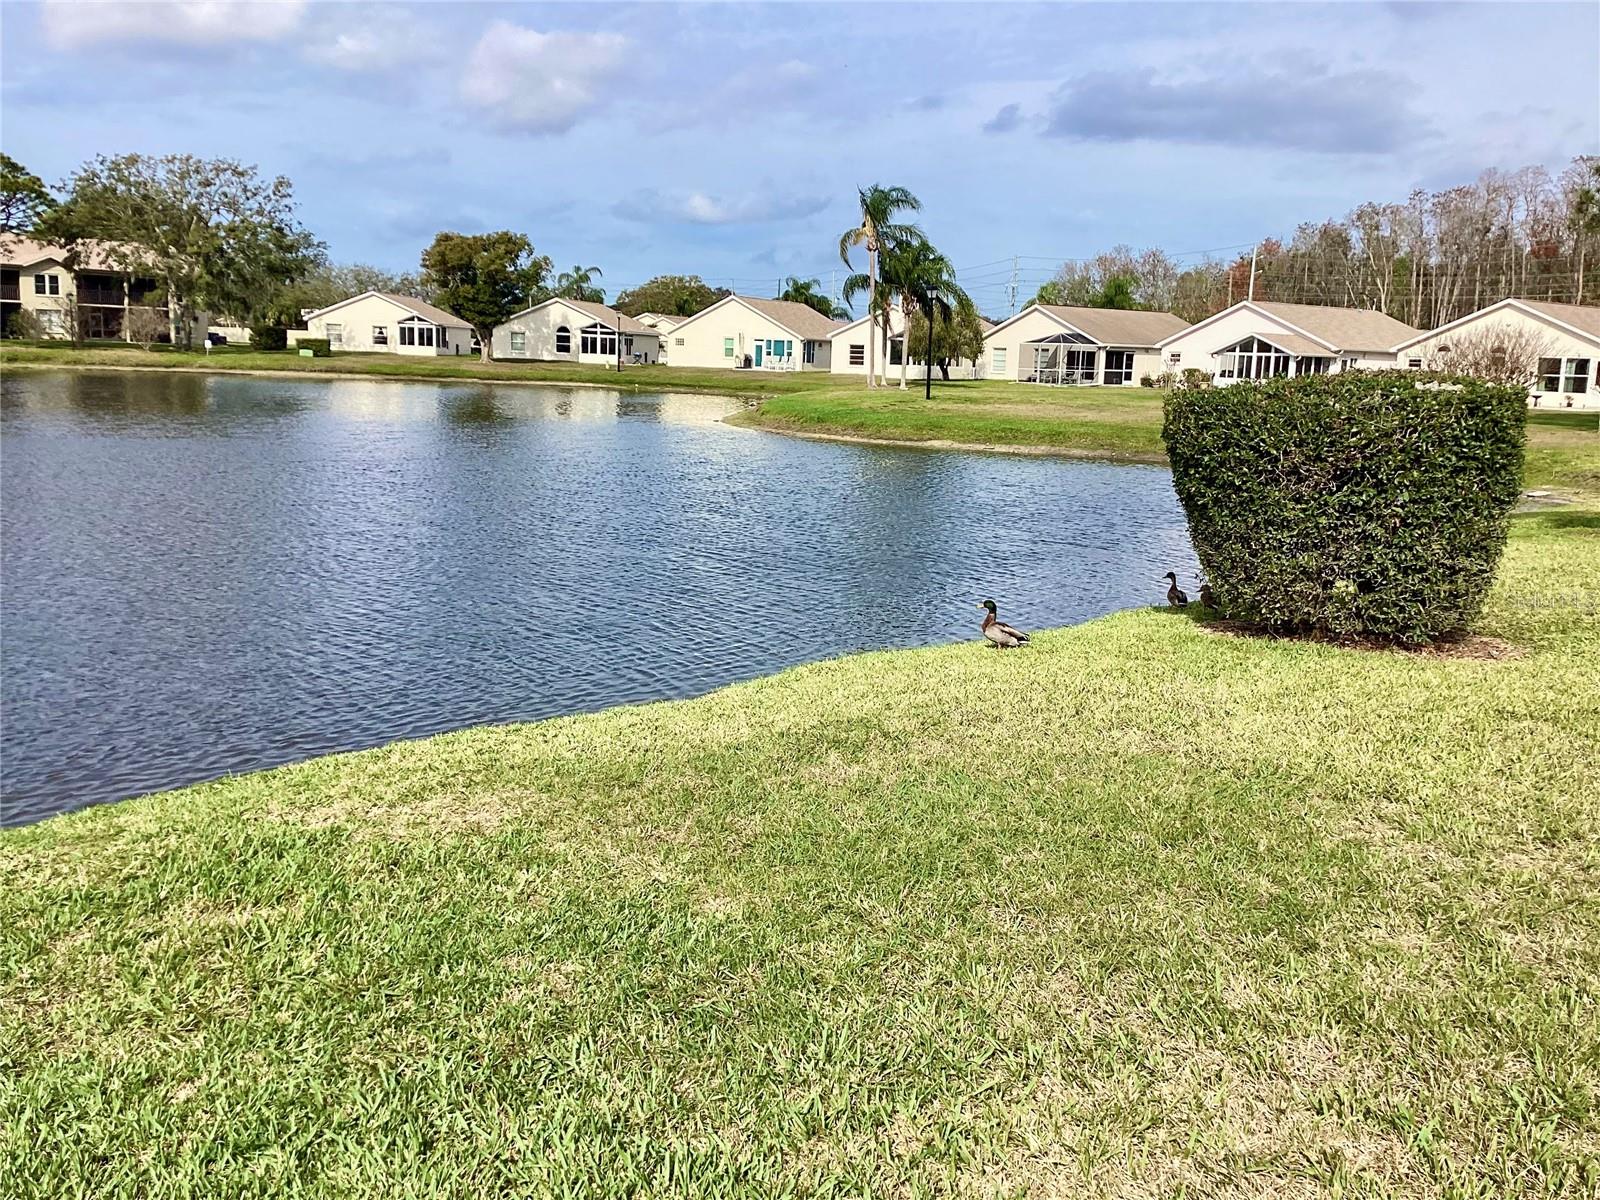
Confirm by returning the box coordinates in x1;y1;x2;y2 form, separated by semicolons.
1;370;1196;825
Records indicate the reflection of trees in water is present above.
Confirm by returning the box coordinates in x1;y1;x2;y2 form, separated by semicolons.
442;387;511;425
65;370;211;418
33;371;312;430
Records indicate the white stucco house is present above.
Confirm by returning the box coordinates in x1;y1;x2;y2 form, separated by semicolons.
1391;298;1600;410
1155;301;1421;383
828;304;988;379
981;304;1189;385
663;295;840;370
490;298;661;364
288;291;474;356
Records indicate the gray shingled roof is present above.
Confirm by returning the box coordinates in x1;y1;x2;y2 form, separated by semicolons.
1036;305;1189;347
734;297;845;340
372;292;472;329
1516;300;1600;341
1250;301;1421;352
557;298;656;336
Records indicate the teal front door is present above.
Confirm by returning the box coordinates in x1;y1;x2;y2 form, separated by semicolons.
753;343;763;366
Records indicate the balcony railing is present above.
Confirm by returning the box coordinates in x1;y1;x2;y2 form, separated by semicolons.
77;285;127;306
0;282;19;302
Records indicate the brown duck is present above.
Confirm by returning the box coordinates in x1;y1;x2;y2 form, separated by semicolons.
979;599;1030;649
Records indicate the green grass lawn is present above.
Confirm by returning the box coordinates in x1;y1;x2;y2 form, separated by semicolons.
3;506;1598;1197
0;342;827;400
5;344;1594;495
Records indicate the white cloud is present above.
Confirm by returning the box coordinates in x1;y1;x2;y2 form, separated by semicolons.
41;0;307;48
303;24;435;73
614;188;829;226
458;22;628;135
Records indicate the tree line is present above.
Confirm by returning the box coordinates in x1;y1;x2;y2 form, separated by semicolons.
1034;156;1600;326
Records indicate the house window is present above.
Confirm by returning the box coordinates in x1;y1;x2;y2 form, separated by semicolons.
34;273;59;296
1540;357;1590;393
373;326;388;346
1297;357;1329;375
992;346;1007;373
803;340;816;364
723;337;735;358
326;323;343;346
848;344;865;366
1168;353;1181;365
1103;350;1135;386
1217;337;1291;380
580;324;617;356
398;322;434;347
675;337;684;346
888;338;903;366
509;331;526;354
555;325;571;354
1341;357;1358;371
1407;357;1422;369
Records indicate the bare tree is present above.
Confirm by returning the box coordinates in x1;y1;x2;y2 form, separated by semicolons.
1424;322;1555;387
124;305;167;350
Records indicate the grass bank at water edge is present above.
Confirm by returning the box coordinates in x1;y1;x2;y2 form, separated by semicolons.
5;343;1593;496
3;506;1598;1197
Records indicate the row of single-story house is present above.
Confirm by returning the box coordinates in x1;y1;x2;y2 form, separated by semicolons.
280;288;1600;408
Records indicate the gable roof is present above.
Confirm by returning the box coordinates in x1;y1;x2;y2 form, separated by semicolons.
736;296;845;340
0;236;150;272
985;303;1187;347
670;294;842;341
1162;300;1420;353
1390;298;1600;352
499;297;655;336
303;290;470;328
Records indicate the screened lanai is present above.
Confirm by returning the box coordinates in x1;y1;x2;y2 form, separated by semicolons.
1023;331;1097;385
1022;332;1138;386
1214;334;1332;381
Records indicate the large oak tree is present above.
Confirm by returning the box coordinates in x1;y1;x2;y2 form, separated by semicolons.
420;231;552;362
42;153;323;346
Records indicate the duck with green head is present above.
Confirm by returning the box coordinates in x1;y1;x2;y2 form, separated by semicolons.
978;599;1030;649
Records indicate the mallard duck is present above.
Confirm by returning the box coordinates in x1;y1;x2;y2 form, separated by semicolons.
979;599;1029;649
1198;578;1216;609
1162;571;1189;607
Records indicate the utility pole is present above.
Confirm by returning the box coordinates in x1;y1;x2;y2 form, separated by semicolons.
1247;246;1259;302
1007;255;1019;316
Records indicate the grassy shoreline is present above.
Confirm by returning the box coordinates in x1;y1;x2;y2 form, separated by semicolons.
5;345;1595;495
3;505;1597;1195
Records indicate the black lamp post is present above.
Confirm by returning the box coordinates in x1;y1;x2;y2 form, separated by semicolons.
924;289;938;402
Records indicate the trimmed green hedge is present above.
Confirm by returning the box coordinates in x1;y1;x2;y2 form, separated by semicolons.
250;325;288;351
295;338;332;357
1162;371;1526;643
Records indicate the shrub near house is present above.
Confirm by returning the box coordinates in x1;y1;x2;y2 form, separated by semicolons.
1163;371;1527;643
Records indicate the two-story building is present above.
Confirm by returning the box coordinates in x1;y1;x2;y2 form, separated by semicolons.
1;237;189;342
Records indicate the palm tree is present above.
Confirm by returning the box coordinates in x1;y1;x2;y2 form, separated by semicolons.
839;185;921;388
880;236;967;389
777;276;849;319
555;265;605;303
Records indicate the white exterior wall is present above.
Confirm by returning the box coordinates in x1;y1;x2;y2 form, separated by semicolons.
832;308;982;379
491;300;661;363
981;309;1158;385
982;309;1071;381
289;294;473;356
1396;308;1600;409
1157;306;1395;380
665;298;829;371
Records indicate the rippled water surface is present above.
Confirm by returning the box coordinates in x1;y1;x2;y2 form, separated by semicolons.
1;370;1196;825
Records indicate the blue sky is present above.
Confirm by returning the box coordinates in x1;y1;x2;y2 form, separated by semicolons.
4;0;1597;314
